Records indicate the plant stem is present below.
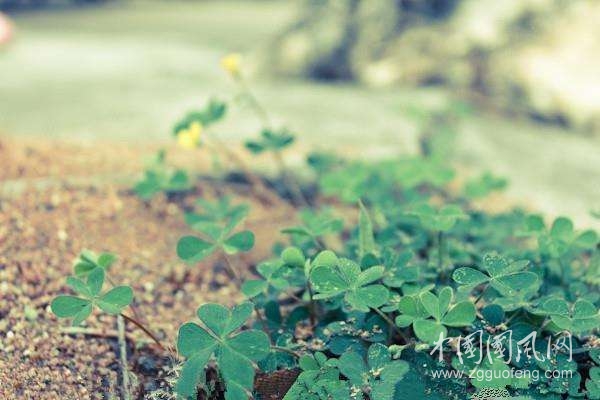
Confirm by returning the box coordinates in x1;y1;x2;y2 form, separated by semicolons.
252;301;271;339
437;230;444;271
271;346;301;359
236;75;271;128
120;313;165;352
273;150;309;207
372;307;408;344
106;275;143;323
117;315;132;400
208;135;284;206
306;282;317;326
221;252;242;286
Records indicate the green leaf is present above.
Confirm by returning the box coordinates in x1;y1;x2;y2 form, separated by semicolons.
176;347;216;398
481;304;505;325
97;253;117;269
575;230;598;248
367;343;390;370
71;303;93;326
441;301;476;327
356;265;385;286
223;231;255;254
452;267;489;286
225;330;271;361
177;322;216;358
310;266;348;298
86;267;105;297
218;346;254;400
312;250;338;268
551;217;574;241
437;287;453;316
574;299;597;318
408;203;467;232
420;291;441;320
281;246;305;268
463;172;507;199
97;286;133;314
491;272;539;296
338;351;366;386
413;319;446;343
197;303;230;336
51;296;91;318
177;236;215;262
350;285;389;311
224;302;254;335
358;200;376;258
241;280;268;298
66;276;92;297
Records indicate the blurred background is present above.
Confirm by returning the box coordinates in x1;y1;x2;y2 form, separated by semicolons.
1;0;599;227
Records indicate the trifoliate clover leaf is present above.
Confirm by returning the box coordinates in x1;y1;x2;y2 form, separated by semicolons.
176;302;270;399
395;287;475;343
337;344;409;399
51;296;93;326
73;249;118;276
319;163;371;203
241;261;289;298
134;150;191;200
381;250;418;288
406;203;467;232
536;298;599;333
463;172;507;199
309;257;389;312
245;128;295;154
525;216;598;258
184;197;249;232
452;253;539;297
281;208;343;247
283;352;350;400
173;98;226;135
51;267;133;326
392;157;455;189
177;222;254;263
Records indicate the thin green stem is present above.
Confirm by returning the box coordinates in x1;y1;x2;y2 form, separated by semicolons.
221;252;242;287
437;230;444;271
273;150;309;207
252;301;271;340
117;315;132;400
372;307;408;344
207;135;284;206
272;346;301;359
306;282;317;326
236;75;271;128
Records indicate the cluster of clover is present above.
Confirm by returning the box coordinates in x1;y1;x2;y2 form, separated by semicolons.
51;55;600;400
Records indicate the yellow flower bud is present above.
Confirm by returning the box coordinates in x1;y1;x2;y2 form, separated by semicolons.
220;53;242;77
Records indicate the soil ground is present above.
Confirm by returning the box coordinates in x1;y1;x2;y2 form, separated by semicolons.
0;138;297;399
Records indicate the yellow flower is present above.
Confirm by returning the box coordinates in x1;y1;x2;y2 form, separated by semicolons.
220;53;242;77
176;121;202;149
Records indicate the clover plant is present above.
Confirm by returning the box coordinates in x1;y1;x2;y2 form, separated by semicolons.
134;150;191;200
176;302;271;399
51;251;164;350
57;60;600;400
177;197;254;263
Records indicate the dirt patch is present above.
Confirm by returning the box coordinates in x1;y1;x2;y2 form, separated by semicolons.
0;139;297;399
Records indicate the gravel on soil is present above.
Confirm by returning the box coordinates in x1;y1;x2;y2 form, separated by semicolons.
0;139;296;399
